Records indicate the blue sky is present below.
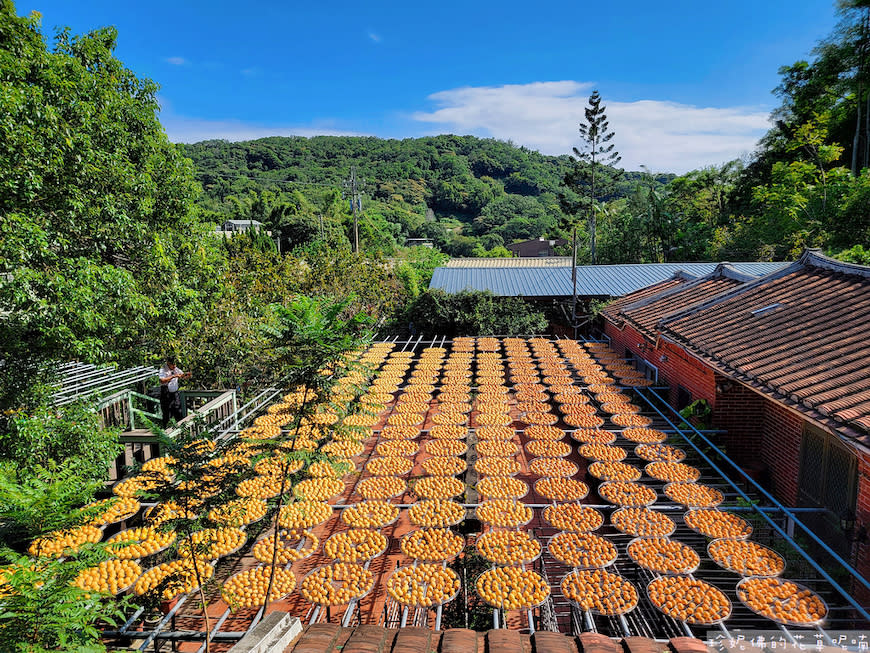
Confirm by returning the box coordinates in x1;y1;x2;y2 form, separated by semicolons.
21;0;838;172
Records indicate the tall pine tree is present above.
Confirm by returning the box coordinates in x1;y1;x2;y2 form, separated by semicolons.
561;90;622;335
563;90;623;263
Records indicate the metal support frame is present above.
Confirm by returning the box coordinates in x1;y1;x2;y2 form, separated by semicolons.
53;365;158;405
634;387;870;621
95;336;870;648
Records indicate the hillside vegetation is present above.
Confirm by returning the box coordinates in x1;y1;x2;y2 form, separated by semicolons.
181;136;663;258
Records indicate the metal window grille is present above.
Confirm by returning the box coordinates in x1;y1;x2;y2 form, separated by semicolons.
798;426;826;507
825;437;857;517
799;423;857;516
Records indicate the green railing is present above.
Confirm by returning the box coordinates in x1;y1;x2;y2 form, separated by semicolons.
130;391;160;429
96;388;237;436
168;390;238;438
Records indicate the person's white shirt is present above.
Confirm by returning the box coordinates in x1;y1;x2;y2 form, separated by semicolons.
159;365;183;393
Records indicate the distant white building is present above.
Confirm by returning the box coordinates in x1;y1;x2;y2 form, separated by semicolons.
218;219;264;233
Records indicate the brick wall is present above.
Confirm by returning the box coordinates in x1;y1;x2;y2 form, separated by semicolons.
760;401;804;506
605;320;808;501
657;339;717;407
710;380;804;502
603;322;715;406
718;389;870;590
711;379;765;466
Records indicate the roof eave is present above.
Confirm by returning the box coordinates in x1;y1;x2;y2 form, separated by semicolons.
801;248;870;278
657;333;870;450
658;258;804;328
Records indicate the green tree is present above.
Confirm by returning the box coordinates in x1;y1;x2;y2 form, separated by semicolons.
405;290;547;337
747;113;852;258
295;243;405;318
470;244;512;258
141;423;256;653
0;2;206;405
595;200;647;264
562;90;623;264
835;243;870;263
832;168;870;246
0;400;121;546
181;134;630;250
561;90;623;336
258;296;371;611
0;547;130;652
445;233;479;257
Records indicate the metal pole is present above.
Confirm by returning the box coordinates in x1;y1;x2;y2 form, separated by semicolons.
118;607;145;634
618;614;631;637
778;624;798;646
341;594;360;628
571;226;578;340
352;167;359;253
196;609;231;653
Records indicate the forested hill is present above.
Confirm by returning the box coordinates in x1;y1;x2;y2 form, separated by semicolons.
181;135;666;257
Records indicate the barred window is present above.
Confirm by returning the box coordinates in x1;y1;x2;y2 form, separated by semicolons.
798;423;857;518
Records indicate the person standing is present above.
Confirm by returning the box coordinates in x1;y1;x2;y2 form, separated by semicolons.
159;357;191;429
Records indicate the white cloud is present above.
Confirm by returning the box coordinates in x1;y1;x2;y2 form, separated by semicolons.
161;114;365;144
165;56;186;66
412;81;771;173
368;32;381;43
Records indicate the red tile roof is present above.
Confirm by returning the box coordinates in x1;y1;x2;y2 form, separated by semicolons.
609;265;755;341
600;274;692;327
283;624;709;653
658;250;870;443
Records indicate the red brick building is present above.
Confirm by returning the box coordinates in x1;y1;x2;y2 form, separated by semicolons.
601;250;870;583
506;237;570;257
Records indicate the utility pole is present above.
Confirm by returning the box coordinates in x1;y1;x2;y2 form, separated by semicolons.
571;226;578;339
343;167;362;253
589;162;596;265
351;167;359;253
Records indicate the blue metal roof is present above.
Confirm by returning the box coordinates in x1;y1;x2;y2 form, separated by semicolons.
428;262;790;297
429;267;572;296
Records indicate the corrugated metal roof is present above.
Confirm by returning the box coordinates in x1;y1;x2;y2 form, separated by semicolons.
660;250;870;443
443;257;572;268
573;262;787;295
429;261;788;297
429;266;573;296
